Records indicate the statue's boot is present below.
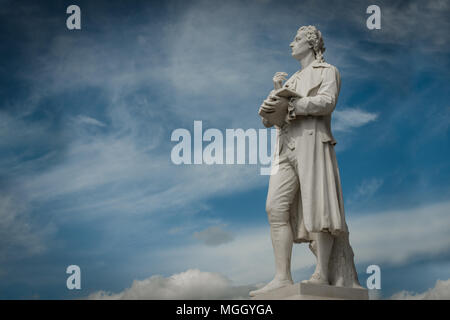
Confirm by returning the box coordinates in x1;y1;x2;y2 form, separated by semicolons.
301;272;329;285
302;232;333;285
249;278;293;297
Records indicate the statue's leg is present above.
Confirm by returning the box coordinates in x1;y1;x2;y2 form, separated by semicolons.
316;232;334;283
270;218;294;282
266;155;299;283
249;155;298;296
303;232;334;285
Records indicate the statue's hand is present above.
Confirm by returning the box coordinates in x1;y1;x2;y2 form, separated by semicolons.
273;72;288;90
260;95;278;113
260;92;288;113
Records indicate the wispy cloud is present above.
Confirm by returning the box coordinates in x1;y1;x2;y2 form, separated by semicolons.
350;178;384;203
73;115;106;127
333;108;378;132
0;194;51;262
373;1;450;52
17;134;264;220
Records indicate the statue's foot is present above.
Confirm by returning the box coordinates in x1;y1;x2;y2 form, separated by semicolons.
249;278;293;297
301;272;329;285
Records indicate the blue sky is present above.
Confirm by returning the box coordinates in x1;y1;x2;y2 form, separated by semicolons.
0;0;449;299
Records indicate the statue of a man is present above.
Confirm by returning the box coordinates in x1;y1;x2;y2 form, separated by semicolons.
250;26;362;297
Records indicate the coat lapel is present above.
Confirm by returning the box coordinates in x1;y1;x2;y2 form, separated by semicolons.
285;61;330;97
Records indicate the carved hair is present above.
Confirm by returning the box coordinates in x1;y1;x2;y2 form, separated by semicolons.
297;25;325;62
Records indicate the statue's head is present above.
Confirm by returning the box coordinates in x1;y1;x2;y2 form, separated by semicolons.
290;25;325;62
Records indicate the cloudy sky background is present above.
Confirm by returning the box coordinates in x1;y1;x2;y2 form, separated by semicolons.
0;0;449;299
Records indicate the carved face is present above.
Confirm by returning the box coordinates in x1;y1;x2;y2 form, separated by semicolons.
290;31;313;60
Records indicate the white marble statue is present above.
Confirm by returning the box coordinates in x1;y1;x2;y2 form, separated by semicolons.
251;26;363;297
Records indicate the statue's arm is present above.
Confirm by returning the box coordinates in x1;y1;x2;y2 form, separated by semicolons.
292;66;340;116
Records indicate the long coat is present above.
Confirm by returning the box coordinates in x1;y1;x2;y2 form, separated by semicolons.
271;60;348;243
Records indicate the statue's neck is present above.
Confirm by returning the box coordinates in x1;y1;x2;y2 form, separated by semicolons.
298;52;316;70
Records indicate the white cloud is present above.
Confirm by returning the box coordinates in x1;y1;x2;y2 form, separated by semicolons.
194;225;234;246
349;200;450;266
91;197;450;299
88;269;255;300
333;108;378;132
149;200;450;285
390;279;450;300
151;226;315;285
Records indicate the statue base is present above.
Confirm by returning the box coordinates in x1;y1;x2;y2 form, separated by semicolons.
250;282;369;300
